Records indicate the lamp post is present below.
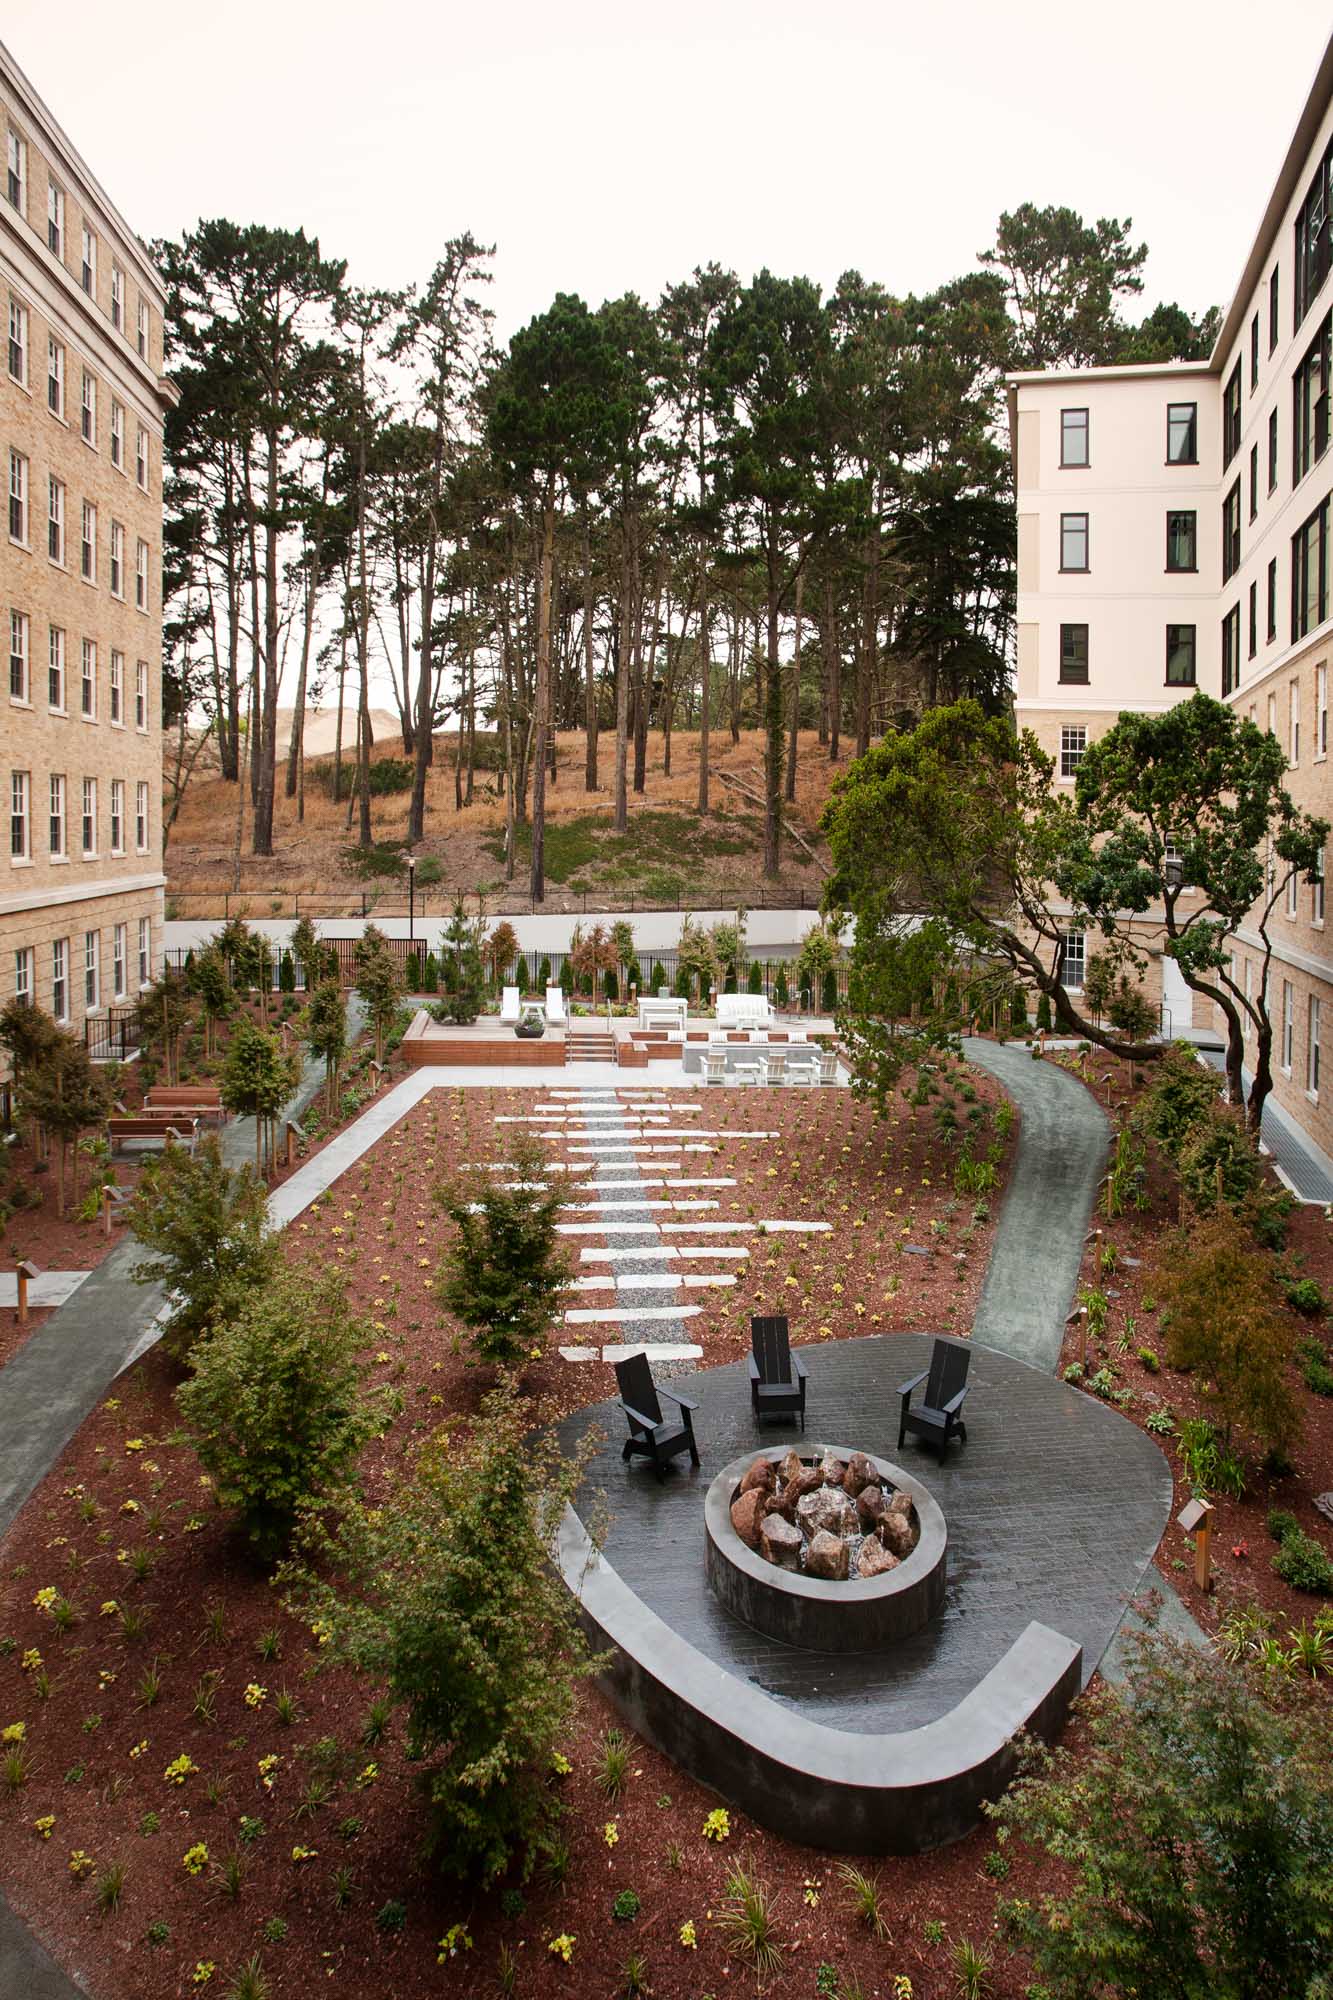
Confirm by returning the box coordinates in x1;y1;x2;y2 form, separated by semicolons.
406;854;417;948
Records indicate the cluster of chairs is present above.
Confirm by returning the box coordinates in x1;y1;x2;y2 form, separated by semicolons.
703;1046;837;1086
499;985;568;1026
614;1323;971;1480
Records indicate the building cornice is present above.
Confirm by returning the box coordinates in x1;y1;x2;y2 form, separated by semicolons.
0;871;165;920
1232;926;1333;985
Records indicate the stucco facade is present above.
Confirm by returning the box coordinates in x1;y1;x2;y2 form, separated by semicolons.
1009;34;1333;1160
2;40;174;1079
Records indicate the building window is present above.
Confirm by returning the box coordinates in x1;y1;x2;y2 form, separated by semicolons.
1310;996;1323;1097
48;625;64;709
47;336;64;418
109;779;124;854
1059;623;1089;684
7;296;27;383
1166;511;1196;572
1268;691;1278;736
1313;845;1326;925
1060;407;1089;467
1267;558;1278;642
81;502;96;582
81;369;98;447
1291;497;1329;641
14;945;32;1005
1268;406;1279;492
135;779;149;852
1249;580;1258;659
1295;139;1333;329
135;659;148;730
110;521;124;598
1061;929;1086;991
84;930;99;1011
9;609;29;702
1290;679;1301;765
51;938;67;1021
81;776;96;856
49;773;64;857
1167;401;1198;464
1249;442;1259;521
9;449;28;542
1281;980;1294;1072
1223;362;1242;466
112;924;127;1000
138;916;151;987
1060;512;1088;571
1060;726;1087;779
1166;624;1197;687
110;400;124;470
47;179;63;258
1293;311;1330;480
135;425;148;490
1251;313;1260;390
111;265;124;333
1222;481;1241;582
136;299;149;361
1286;855;1299;918
135;539;149;611
6;129;26;212
1317;660;1328;754
1222;604;1241;695
10;770;29;859
80;224;95;296
47;476;63;563
109;650;123;724
80;638;96;719
1270;264;1280;352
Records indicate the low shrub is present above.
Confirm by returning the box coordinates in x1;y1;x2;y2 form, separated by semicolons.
1283;1276;1329;1318
1273;1530;1333;1595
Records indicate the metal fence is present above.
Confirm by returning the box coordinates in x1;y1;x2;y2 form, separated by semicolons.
84;1006;141;1064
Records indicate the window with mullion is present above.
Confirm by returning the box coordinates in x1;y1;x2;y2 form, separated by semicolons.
1166;511;1196;573
1060;408;1089;467
1223;364;1242;466
1291;497;1330;642
1060;512;1089;572
1221;482;1241;582
1166;624;1196;687
1167;401;1198;464
1293;311;1331;481
1059;623;1089;684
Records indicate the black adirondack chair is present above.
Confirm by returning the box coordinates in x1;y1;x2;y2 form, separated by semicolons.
748;1315;807;1428
898;1338;971;1459
615;1352;700;1481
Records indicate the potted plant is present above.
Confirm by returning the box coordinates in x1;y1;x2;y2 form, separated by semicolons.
514;1003;546;1040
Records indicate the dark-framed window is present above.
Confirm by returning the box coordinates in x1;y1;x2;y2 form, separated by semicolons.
1223;363;1242;467
1059;407;1089;467
1221;603;1241;695
1222;480;1241;582
1166;624;1197;687
1267;557;1277;642
1060;512;1088;571
1249;442;1258;521
1251;312;1260;391
1166;401;1198;464
1249;579;1257;659
1270;265;1280;352
1295;137;1332;331
1268;406;1279;491
1292;310;1330;481
1165;510;1197;572
1291;496;1329;642
1059;623;1089;684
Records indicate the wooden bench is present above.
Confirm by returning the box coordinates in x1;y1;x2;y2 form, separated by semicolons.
107;1116;198;1154
146;1084;222;1108
144;1088;225;1123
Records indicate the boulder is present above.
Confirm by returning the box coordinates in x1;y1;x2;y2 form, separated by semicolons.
805;1529;850;1580
855;1484;887;1528
797;1484;858;1540
886;1489;913;1519
819;1449;849;1486
739;1456;776;1496
759;1512;803;1571
762;1486;797;1523
878;1507;916;1559
857;1536;901;1578
842;1451;878;1496
785;1464;824;1505
730;1490;767;1550
777;1449;805;1487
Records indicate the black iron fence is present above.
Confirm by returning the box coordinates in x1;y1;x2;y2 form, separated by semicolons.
84;1006;141;1064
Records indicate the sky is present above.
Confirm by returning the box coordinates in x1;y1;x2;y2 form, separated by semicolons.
6;0;1333;345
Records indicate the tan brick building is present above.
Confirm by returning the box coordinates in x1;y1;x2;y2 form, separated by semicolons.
2;40;175;1081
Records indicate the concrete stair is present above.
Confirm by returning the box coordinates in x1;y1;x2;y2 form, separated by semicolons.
566;1031;618;1064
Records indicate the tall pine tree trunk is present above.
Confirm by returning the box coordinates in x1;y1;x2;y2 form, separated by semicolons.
826;578;840;761
530;481;556;902
763;569;783;880
583;511;598;790
785;567;803;804
613;545;633;833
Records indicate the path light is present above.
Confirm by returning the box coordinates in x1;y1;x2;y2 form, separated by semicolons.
14;1258;40;1326
1177;1496;1215;1592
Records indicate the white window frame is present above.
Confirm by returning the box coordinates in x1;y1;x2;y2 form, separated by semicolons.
137;915;151;987
81;500;96;583
46;179;63;258
48;771;65;858
80;223;96;297
109;649;123;724
109;778;124;855
135;538;148;611
9;608;29;704
14;944;33;1005
10;769;30;862
135;778;149;852
135;658;148;730
80;637;96;719
1281;979;1294;1073
1060;725;1087;780
110;399;124;470
83;929;99;1012
51;937;68;1022
81;775;96;857
47;475;63;564
1286;859;1299;919
9;449;28;544
109;519;124;599
136;297;149;361
135;424;148;490
7;130;26;214
1314;846;1326;927
1060;928;1086;991
80;368;96;446
1290;679;1301;766
8;295;27;385
47;335;63;417
1309;995;1323;1099
110;264;124;333
112;923;126;1000
1318;662;1329;759
48;625;64;710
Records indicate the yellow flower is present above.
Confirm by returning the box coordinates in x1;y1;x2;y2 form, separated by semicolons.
20;1649;41;1672
603;1819;619;1847
437;1925;472;1961
124;1439;145;1454
702;1807;731;1842
182;1842;209;1876
679;1919;697;1948
129;1740;148;1759
68;1849;95;1879
192;1962;216;1986
356;1762;378;1787
99;1600;119;1617
547;1934;576;1962
163;1753;197;1785
32;1587;57;1611
2;1722;26;1744
33;1815;55;1840
119;1499;139;1515
550;1751;572;1776
291;1844;317;1863
243;1683;267;1709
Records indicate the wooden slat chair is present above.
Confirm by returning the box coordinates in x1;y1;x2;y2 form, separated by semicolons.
614;1352;701;1481
897;1338;972;1459
748;1314;808;1429
703;1051;728;1085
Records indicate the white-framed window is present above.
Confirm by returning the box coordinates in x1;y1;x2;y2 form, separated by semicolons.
135;424;148;490
9;609;29;703
81;775;96;855
51;937;68;1021
80;637;96;718
110;399;124;470
136;297;149;361
1267;691;1277;736
48;625;64;709
135;659;148;730
9;449;28;543
135;778;149;851
1281;979;1294;1072
14;944;33;1005
1286;861;1299;919
46;179;63;258
47;335;63;416
1318;662;1329;757
47;475;63;563
48;772;65;856
1060;725;1087;779
109;778;124;854
135;538;149;611
110;264;124;333
109;649;123;723
10;769;30;860
7;129;26;213
1314;846;1326;927
1310;996;1323;1098
84;929;99;1011
81;501;96;582
1290;680;1301;766
109;520;124;598
80;368;96;446
112;923;126;999
7;296;27;384
80;223;95;296
1061;928;1086;991
137;915;151;986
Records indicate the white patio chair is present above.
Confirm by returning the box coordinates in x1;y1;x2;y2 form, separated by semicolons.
818;1049;840;1084
703;1051;728;1085
764;1052;787;1086
545;985;567;1025
500;985;521;1025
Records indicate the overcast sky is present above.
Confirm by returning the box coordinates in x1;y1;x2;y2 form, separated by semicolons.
6;0;1332;344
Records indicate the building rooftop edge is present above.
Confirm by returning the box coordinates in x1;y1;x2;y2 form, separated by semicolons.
1005;360;1211;388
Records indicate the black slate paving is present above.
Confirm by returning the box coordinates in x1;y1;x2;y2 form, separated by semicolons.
559;1332;1172;1734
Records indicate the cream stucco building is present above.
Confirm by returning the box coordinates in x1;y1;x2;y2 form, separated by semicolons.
1009;33;1333;1162
2;41;175;1084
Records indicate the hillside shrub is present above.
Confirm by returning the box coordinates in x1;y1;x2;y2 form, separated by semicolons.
126;1136;279;1362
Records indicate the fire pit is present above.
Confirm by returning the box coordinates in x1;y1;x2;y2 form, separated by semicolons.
704;1445;947;1652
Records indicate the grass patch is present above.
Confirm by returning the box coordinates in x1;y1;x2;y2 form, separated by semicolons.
485;810;755;891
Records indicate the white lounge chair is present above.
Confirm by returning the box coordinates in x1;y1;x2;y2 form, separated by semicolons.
703;1051;728;1085
500;985;521;1025
764;1052;787;1086
818;1049;840;1084
545;985;567;1025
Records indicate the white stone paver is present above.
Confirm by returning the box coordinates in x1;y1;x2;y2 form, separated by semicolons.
568;1272;737;1291
601;1342;704;1363
0;1271;92;1307
563;1304;704;1324
580;1245;747;1260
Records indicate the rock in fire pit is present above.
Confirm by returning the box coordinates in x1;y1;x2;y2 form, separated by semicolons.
730;1448;922;1580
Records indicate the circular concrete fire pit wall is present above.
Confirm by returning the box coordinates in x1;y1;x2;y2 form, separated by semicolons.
704;1446;947;1651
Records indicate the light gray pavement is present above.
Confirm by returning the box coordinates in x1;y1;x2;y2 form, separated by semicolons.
1199;1047;1333;1202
